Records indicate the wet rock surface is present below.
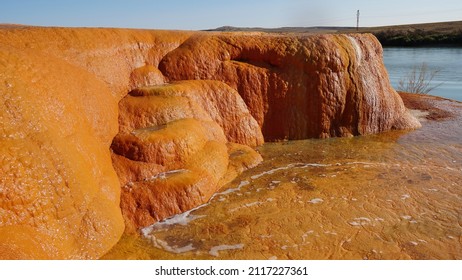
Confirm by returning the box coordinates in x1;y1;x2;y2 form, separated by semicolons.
104;96;462;260
160;33;420;140
112;80;263;232
1;26;420;259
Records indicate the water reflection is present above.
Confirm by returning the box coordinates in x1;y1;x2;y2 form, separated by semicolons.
104;99;462;260
383;47;462;101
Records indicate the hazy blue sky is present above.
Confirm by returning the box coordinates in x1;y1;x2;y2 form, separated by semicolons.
1;0;462;30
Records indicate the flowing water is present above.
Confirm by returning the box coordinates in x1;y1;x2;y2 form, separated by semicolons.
383;47;462;101
104;98;462;260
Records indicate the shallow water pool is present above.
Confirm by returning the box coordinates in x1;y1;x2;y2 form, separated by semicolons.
104;98;462;260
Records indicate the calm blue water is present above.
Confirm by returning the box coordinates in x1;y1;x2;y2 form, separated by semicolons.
383;47;462;101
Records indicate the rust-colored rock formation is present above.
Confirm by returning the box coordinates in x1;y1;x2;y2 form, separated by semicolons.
0;27;192;259
0;26;419;259
112;80;263;232
160;33;420;139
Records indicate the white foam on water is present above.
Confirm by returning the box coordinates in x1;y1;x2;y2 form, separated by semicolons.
346;161;376;165
302;230;315;242
143;179;253;235
349;217;372;226
148;236;196;254
229;200;265;213
251;167;287;180
401;194;411;200
209;244;244;257
308;198;324;204
250;162;331;180
268;256;278;260
216;180;249;196
244;201;262;207
141;204;207;235
142;213;205;235
401;215;412;220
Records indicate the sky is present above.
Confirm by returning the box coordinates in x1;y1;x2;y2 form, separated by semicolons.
1;0;462;30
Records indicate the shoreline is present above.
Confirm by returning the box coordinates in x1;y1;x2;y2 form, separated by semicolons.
209;20;462;47
398;91;461;121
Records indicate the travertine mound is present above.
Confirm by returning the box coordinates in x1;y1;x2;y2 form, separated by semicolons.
112;80;263;232
128;80;264;147
0;45;123;259
0;26;419;259
0;27;193;259
159;33;421;139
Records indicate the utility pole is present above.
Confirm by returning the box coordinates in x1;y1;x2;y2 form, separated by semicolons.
356;10;360;31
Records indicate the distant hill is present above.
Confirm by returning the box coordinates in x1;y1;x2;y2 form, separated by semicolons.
206;25;353;34
352;21;462;46
207;21;462;46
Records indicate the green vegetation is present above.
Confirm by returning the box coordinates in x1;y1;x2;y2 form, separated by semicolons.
374;29;462;46
209;21;462;47
354;21;462;47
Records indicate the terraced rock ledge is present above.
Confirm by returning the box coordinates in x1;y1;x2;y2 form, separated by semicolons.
0;26;419;259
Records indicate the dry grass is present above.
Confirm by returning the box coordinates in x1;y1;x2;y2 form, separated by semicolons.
208;21;462;46
351;20;462;34
397;63;443;94
209;21;462;35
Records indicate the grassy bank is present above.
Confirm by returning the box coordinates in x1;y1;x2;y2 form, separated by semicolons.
209;20;462;47
355;21;462;46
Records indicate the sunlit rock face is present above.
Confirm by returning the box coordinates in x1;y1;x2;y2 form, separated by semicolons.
123;80;264;147
112;81;263;232
160;33;420;140
0;44;124;259
0;26;418;259
0;27;192;259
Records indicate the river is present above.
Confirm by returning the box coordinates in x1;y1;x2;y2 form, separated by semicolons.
104;95;462;260
383;47;462;101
